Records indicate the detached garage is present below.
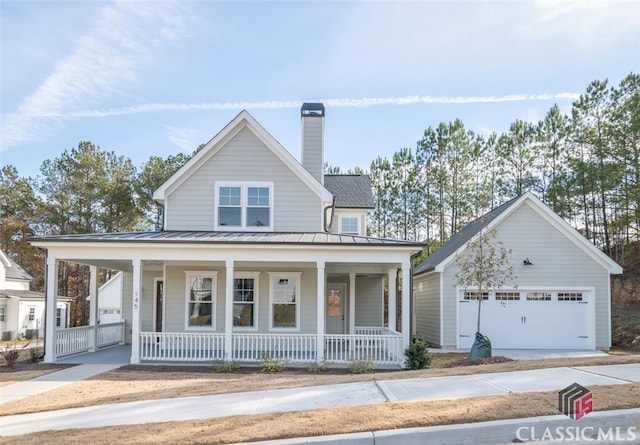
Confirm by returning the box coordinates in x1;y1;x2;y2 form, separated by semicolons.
414;193;623;350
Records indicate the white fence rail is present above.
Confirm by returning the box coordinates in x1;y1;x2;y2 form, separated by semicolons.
97;322;125;347
325;331;403;366
56;321;125;357
232;333;317;362
140;332;226;361
137;328;403;366
56;325;93;357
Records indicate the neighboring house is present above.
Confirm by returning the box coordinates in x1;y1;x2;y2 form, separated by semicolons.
31;103;423;366
87;272;124;324
414;192;623;351
0;250;71;340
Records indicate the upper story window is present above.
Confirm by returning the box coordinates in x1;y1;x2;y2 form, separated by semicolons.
215;182;273;230
340;216;359;235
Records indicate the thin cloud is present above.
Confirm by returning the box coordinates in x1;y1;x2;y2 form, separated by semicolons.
7;93;580;118
1;2;192;151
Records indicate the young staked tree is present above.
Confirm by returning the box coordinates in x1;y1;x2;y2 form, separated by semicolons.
454;219;516;336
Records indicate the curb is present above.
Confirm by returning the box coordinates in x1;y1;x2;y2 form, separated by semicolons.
231;408;640;445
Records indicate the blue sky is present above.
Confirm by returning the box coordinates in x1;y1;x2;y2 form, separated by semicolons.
1;1;639;180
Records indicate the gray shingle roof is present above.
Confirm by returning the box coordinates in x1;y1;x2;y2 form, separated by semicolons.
323;175;374;209
0;251;33;281
414;196;519;275
31;231;423;247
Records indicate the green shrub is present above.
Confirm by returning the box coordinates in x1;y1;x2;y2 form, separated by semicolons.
259;352;289;373
404;338;432;370
210;358;241;373
348;357;374;374
307;359;331;373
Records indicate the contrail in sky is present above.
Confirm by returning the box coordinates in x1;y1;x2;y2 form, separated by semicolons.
11;93;579;118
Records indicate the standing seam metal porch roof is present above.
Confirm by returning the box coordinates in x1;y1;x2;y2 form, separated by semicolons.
30;231;424;247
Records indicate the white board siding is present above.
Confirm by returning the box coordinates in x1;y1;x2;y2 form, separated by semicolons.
162;265;318;334
166;127;321;232
301;117;324;184
354;277;383;327
414;272;441;346
441;202;613;349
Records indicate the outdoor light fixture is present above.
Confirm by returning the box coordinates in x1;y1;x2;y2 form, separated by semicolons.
523;258;533;266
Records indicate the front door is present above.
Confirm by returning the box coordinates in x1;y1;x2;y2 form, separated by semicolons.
326;283;346;334
155;280;164;332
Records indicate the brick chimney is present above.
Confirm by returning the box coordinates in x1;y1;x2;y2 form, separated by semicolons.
301;103;325;185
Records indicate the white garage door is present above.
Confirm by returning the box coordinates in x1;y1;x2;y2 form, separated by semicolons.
458;290;591;349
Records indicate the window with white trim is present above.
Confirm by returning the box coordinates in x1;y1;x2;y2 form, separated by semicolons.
0;306;5;322
56;307;62;327
233;272;259;329
185;272;217;328
269;273;301;330
340;217;359;235
215;182;273;230
28;307;35;321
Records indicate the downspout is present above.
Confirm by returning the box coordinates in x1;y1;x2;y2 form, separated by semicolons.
156;203;165;231
323;196;336;232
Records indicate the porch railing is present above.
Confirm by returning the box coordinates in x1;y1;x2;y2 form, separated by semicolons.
55;321;125;357
56;325;92;357
97;322;126;347
232;333;317;363
140;332;226;361
137;328;403;366
326;328;403;366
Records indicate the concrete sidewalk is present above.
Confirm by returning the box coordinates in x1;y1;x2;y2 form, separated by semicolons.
0;363;638;437
0;363;122;405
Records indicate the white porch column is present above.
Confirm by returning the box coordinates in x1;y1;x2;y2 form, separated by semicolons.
130;259;142;364
401;263;411;350
387;268;397;332
89;265;99;351
316;260;325;361
348;272;356;334
44;256;58;363
225;260;234;358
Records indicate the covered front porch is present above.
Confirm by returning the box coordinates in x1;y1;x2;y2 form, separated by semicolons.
54;327;403;367
34;232;421;368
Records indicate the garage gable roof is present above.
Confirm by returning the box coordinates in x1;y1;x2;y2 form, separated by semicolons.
414;192;623;276
152;110;333;204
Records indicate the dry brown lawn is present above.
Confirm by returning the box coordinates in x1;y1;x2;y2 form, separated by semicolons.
1;383;638;445
0;353;639;444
